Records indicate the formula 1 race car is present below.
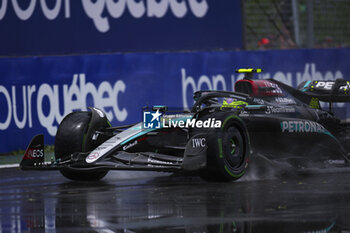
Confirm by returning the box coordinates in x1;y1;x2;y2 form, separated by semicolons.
20;69;350;182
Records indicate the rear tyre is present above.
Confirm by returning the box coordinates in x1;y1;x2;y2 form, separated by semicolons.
55;111;109;181
198;114;250;182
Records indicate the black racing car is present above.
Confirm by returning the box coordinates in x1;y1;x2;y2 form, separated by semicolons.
20;69;350;182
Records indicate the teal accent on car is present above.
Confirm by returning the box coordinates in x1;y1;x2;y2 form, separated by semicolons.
301;80;311;92
245;105;265;108
121;128;158;145
121;115;193;145
324;130;337;140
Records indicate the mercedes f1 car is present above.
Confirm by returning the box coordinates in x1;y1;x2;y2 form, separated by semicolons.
20;69;350;182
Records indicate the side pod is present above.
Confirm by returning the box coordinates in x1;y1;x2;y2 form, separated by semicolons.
20;134;45;169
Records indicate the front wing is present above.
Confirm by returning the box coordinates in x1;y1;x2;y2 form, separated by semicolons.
20;134;207;173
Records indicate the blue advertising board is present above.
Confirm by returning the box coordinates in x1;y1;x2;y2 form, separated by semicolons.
0;48;349;153
0;0;242;56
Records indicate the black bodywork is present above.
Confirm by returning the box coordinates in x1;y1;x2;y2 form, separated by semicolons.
20;75;350;181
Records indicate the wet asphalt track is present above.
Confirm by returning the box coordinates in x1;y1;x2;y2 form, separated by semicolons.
1;165;350;233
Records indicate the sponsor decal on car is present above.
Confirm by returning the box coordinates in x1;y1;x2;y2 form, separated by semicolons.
261;81;283;94
192;138;206;148
315;81;334;90
122;140;138;151
147;158;173;165
280;120;327;133
305;81;350;95
93;147;107;151
275;97;296;104
253;98;265;105
25;149;44;159
86;122;146;163
87;152;100;161
314;81;350;90
265;106;295;114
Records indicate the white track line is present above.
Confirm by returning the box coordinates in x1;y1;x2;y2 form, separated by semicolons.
0;164;19;168
0;161;52;169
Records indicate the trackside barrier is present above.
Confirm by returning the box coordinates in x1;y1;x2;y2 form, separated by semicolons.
0;48;349;153
0;0;242;56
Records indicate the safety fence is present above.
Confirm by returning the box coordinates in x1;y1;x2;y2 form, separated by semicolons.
244;0;350;50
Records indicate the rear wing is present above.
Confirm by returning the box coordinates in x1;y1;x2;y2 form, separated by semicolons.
298;79;350;102
268;79;350;103
268;79;350;114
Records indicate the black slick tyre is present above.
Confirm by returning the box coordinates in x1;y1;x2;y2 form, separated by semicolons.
54;111;108;181
198;114;250;182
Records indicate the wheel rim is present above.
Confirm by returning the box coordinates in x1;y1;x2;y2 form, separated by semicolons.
223;126;245;169
230;138;237;154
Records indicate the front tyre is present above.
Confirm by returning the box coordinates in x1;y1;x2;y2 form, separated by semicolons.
200;114;250;182
55;111;109;181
